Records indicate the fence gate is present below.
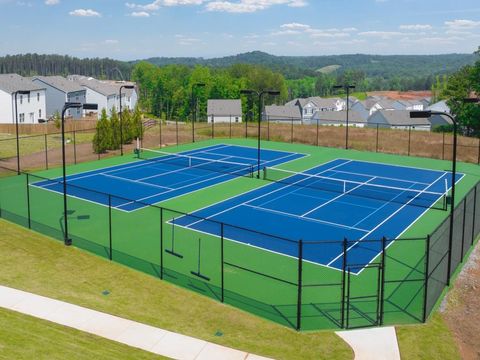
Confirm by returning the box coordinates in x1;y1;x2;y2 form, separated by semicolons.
345;262;383;329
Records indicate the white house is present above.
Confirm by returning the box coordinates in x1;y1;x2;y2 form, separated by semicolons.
68;76;137;118
0;74;46;124
308;110;365;127
286;97;346;122
393;100;424;111
32;76;86;119
207;99;242;123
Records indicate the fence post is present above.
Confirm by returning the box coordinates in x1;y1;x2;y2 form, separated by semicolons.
477;138;480;165
375;124;379;152
316;119;319;147
422;235;431;322
296;239;303;331
221;223;225;303
229;115;232;139
160;207;164;280
341;238;347;328
461;199;467;260
379;237;387;325
73;130;77;165
245;114;248;138
407;126;412;156
26;173;31;229
108;195;112;260
44;134;48;170
212;118;214;139
447;209;455;283
472;186;477;246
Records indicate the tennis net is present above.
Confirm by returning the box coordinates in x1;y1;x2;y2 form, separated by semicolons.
137;148;255;178
263;167;448;210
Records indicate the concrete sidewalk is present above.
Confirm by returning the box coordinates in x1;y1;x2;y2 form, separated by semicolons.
0;285;273;360
336;326;401;360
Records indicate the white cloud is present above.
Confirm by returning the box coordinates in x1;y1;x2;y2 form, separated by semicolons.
130;11;150;16
399;24;432;30
104;39;119;44
281;22;310;30
69;9;101;17
126;0;203;11
45;0;59;5
358;31;404;39
205;0;307;13
445;19;480;29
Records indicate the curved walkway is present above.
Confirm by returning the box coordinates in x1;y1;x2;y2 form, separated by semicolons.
0;285;272;360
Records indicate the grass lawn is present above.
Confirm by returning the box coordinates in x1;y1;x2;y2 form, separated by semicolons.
0;219;352;360
0;307;168;360
396;314;461;360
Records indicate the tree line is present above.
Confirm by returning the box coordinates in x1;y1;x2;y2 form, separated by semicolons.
0;54;131;80
131;62;288;121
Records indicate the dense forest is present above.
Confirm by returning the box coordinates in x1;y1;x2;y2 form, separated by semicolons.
0;54;131;80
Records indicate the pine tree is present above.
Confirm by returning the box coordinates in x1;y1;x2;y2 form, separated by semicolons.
110;106;121;150
132;105;144;141
92;109;111;153
122;109;134;144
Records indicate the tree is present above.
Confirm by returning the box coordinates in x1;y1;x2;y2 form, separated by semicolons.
92;109;111;154
122;109;134;144
109;107;121;150
132;105;144;141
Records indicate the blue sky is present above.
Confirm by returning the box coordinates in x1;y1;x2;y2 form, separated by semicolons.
1;0;479;60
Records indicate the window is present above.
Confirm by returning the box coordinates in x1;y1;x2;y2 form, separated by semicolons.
28;93;30;103
235;117;239;123
37;93;40;102
20;95;23;105
39;109;42;118
19;113;25;123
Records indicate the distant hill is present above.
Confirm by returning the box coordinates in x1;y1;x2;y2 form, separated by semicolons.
137;51;477;79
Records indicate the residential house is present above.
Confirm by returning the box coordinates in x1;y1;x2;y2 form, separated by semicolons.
68;76;137;118
368;110;432;131
207;99;242;123
32;76;86;119
427;100;451;114
264;105;302;123
0;74;46;124
309;110;364;127
419;97;431;108
287;97;346;122
351;101;370;121
393;100;424;111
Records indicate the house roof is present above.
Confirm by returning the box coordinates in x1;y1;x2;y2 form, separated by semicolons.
264;105;302;120
33;76;85;94
0;74;45;94
370;110;432;126
427;100;451;113
68;75;119;97
313;110;364;123
286;97;342;109
207;99;242;116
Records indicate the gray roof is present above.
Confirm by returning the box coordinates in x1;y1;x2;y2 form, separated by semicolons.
370;110;432;126
264;105;302;120
0;74;45;94
427;100;451;113
33;76;85;94
313;110;363;123
207;99;242;116
68;75;119;97
286;97;342;110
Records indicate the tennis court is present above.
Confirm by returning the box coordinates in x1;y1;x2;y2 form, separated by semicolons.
173;158;463;272
32;144;305;211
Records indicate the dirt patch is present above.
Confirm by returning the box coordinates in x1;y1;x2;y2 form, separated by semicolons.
441;241;480;360
367;91;433;100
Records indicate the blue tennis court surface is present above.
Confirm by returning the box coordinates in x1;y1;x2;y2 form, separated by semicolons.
173;159;464;273
33;144;305;211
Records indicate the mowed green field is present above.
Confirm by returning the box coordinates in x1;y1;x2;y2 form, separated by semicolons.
1;138;479;331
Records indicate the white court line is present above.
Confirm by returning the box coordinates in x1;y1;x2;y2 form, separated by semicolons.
184;160;353;228
243;203;370;233
326;171;448;267
336;157;453;175
300;177;377;217
102;174;174;191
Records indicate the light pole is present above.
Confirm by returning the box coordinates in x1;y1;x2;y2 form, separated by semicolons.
14;90;31;174
333;84;356;149
61;102;98;246
119;85;135;156
191;83;206;143
240;89;280;178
